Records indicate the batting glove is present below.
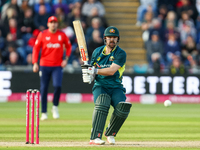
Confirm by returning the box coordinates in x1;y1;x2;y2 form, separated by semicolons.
82;73;91;83
88;66;98;76
81;64;91;74
82;73;94;84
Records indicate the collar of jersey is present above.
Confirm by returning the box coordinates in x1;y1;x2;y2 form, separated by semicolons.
102;46;117;55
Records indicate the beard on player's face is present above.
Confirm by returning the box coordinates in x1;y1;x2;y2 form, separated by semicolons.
51;28;57;32
107;40;117;48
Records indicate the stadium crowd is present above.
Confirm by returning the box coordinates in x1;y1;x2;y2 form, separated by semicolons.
136;0;200;74
0;0;108;69
1;0;200;74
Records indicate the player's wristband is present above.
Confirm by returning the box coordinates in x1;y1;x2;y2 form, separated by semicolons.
81;64;92;69
95;68;98;75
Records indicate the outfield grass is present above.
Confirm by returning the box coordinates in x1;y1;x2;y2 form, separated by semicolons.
0;102;200;149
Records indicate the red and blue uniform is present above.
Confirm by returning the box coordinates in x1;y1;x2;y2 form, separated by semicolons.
32;29;71;113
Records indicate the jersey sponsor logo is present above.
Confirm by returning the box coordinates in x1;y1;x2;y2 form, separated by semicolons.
99;64;110;68
109;56;114;61
58;35;61;41
46;36;51;40
47;43;61;48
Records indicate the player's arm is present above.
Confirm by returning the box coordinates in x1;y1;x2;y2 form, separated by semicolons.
84;63;120;84
32;32;43;72
97;63;121;76
88;50;126;77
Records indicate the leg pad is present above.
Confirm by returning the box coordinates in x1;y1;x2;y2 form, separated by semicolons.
90;94;111;140
105;102;132;136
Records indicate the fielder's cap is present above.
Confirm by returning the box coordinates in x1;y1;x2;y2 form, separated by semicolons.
48;16;58;23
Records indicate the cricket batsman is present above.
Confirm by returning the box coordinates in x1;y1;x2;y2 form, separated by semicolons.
82;26;132;145
32;16;72;120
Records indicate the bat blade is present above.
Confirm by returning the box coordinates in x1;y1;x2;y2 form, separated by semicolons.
73;20;89;64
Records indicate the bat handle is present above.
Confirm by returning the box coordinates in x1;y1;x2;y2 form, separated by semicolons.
83;61;89;65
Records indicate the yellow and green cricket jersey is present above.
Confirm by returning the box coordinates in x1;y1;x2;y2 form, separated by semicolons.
90;45;126;89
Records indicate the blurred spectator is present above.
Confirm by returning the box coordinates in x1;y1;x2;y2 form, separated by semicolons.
67;6;86;31
0;0;8;12
0;30;5;51
86;7;108;28
52;0;70;15
1;0;22;21
196;16;200;52
176;0;198;21
21;8;35;44
196;15;200;43
164;21;180;42
149;18;165;42
145;31;164;72
8;51;22;65
52;0;67;4
164;33;181;66
4;18;22;41
2;7;22;30
20;0;32;13
0;51;2;65
26;53;32;65
178;11;195;29
25;29;40;55
179;20;196;44
35;0;51;2
85;17;105;42
157;0;178;11
81;0;105;17
170;55;186;75
1;36;23;65
17;0;35;7
141;12;154;42
164;11;178;28
61;21;77;66
157;5;168;28
61;22;75;41
52;0;82;12
181;35;198;66
34;0;52;14
54;7;68;29
34;4;50;31
88;29;103;59
135;0;157;26
196;0;200;15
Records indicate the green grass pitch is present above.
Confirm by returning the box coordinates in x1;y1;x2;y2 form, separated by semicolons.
0;102;200;150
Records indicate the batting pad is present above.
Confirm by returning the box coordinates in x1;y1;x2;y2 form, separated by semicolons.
90;94;111;140
105;102;132;137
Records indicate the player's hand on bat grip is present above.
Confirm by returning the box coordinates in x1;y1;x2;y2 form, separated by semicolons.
81;65;97;84
82;73;92;83
88;66;98;76
81;64;91;74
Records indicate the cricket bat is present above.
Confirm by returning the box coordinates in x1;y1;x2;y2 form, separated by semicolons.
73;20;89;65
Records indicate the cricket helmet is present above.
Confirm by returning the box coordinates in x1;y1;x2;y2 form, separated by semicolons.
104;26;119;37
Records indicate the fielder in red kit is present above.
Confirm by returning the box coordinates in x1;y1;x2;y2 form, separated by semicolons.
32;16;72;120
